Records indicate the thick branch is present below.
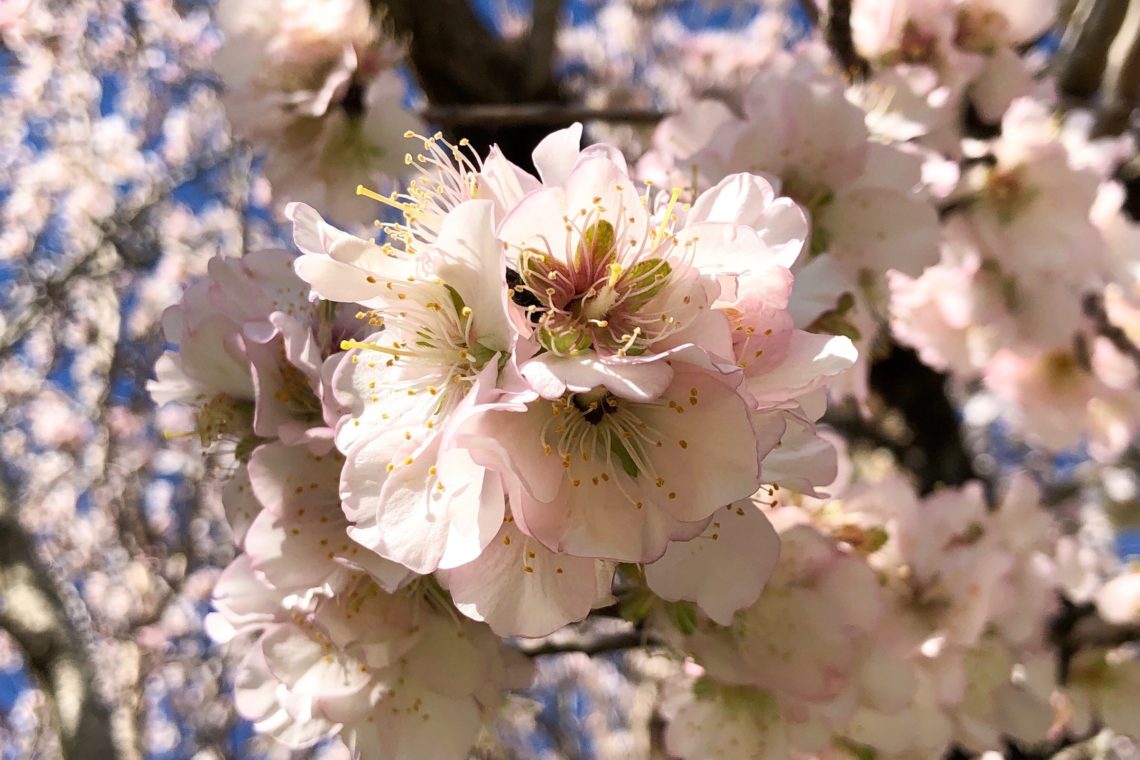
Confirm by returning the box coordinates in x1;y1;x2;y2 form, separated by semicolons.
824;0;869;82
376;0;569;165
1096;0;1140;135
1056;0;1129;99
866;344;978;493
0;495;118;760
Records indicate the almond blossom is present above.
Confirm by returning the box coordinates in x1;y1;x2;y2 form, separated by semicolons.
639;55;938;400
213;0;425;224
286;126;855;641
849;0;1056;132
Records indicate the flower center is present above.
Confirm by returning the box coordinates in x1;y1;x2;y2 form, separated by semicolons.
982;166;1036;223
514;205;689;357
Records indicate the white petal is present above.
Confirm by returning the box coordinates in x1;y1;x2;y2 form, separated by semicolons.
442;521;611;637
645;500;780;625
531;122;584;186
520;353;675;401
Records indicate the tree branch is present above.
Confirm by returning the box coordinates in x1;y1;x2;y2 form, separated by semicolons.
0;492;119;760
375;0;569;166
824;0;869;82
1095;0;1140;135
512;621;667;658
1055;0;1129;100
420;103;669;127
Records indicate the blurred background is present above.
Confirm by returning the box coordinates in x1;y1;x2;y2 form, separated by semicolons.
3;0;1140;758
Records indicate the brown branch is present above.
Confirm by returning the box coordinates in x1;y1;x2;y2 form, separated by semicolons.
420;103;670;127
798;0;821;28
0;493;119;760
524;0;565;95
1056;0;1129;100
1082;293;1140;372
375;0;569;165
513;628;667;658
1095;0;1140;136
824;0;870;82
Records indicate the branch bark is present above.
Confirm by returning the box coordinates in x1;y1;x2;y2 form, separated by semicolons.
0;491;119;760
1095;0;1140;135
824;0;870;82
420;103;668;127
376;0;568;166
1055;0;1129;100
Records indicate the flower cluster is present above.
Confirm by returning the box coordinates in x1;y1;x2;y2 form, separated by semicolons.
140;0;1140;756
213;0;424;224
654;464;1140;760
152;124;857;755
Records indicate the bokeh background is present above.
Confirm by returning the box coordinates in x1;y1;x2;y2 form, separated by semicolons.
3;1;1139;758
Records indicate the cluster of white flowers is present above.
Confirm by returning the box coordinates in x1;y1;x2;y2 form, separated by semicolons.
152;120;864;755
212;0;425;226
137;0;1140;757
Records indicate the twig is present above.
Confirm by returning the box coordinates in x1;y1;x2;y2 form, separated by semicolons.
420;103;670;127
512;626;667;658
1082;293;1140;372
0;146;243;358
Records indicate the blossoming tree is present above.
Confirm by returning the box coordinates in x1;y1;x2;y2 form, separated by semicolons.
8;0;1140;758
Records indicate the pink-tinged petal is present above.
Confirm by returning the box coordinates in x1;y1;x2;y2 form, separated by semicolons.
562;154;647;231
689;173;778;227
287;201;395;272
677;222;776;287
180;315;255;399
497;186;570;259
247;442;342;517
148;351;208;405
531;122;583;186
294;254;386;304
745;330;857;403
758;410;838;495
234;643;341;748
522;468;697;562
427;199;513;352
633;371;762;522
242;509;341;590
819;187;939;276
348;685;481;760
400;616;487;699
330;339;447;454
456;397;562;504
755;198;810;268
222;466;260;545
520;353;675;401
477;146;540;211
260;624;371;699
645;500;780;625
347;433;505;574
207;555;287;643
232;249;313;320
442;520;612;637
